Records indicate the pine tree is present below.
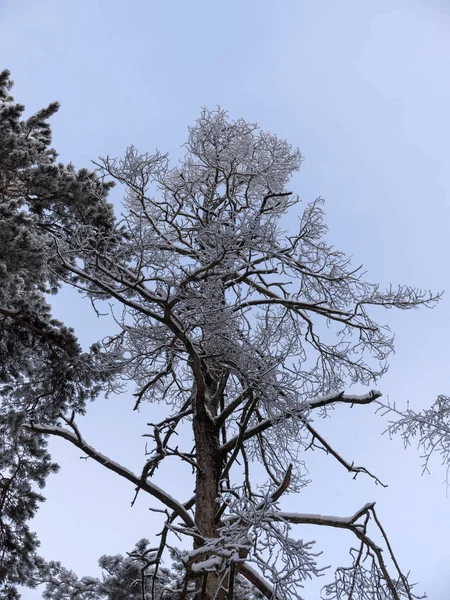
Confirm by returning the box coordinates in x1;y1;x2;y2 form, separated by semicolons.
0;71;440;599
34;539;264;600
0;69;114;597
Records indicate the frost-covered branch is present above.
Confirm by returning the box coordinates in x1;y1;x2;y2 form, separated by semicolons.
379;395;450;484
221;390;382;455
22;422;194;528
303;420;386;487
275;504;416;600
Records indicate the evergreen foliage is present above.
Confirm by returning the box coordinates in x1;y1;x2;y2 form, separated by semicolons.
0;69;114;596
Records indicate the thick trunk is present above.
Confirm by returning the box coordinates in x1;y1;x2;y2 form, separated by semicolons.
192;390;226;599
193;412;222;537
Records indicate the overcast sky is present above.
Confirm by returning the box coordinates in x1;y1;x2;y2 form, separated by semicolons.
2;1;450;598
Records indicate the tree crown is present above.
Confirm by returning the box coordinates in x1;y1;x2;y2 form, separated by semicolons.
0;75;439;600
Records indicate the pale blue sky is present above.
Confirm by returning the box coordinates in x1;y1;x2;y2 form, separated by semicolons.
2;1;450;597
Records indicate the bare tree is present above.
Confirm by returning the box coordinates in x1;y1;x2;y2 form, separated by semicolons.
0;79;439;600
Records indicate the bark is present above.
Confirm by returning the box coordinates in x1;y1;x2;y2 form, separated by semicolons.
191;386;226;600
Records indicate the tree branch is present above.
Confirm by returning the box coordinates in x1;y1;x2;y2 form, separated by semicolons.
303;419;386;487
221;390;382;454
272;504;409;600
237;563;281;600
22;422;195;528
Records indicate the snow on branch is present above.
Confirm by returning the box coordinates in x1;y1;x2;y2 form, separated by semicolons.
221;390;383;454
22;420;195;528
379;394;450;485
275;504;418;600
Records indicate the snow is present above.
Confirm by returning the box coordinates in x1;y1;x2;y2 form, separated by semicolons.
190;556;223;573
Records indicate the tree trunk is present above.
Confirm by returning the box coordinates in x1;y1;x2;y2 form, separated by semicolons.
192;387;226;599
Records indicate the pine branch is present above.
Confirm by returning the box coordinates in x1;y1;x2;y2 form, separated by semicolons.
22;422;195;527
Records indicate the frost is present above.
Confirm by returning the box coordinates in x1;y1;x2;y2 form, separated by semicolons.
1;89;435;600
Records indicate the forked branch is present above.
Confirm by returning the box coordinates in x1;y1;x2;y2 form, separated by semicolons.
22;421;194;528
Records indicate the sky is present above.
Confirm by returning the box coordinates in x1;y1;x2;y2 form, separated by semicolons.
2;0;450;597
